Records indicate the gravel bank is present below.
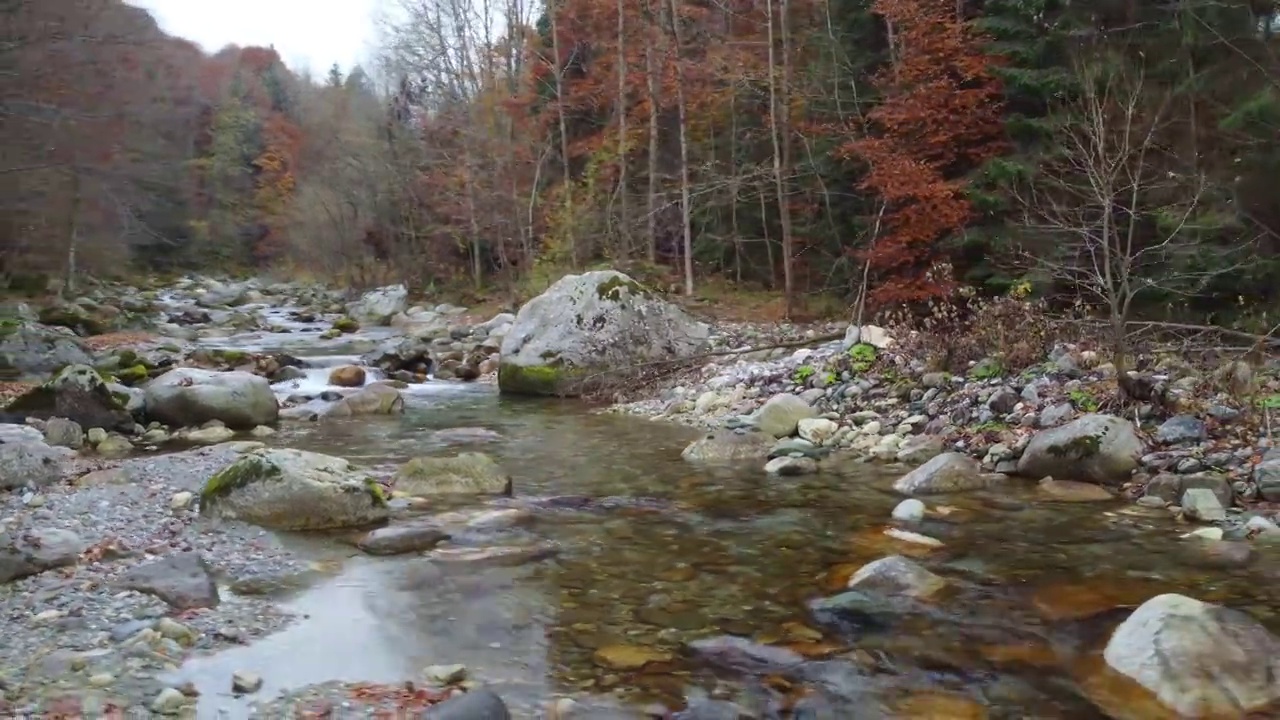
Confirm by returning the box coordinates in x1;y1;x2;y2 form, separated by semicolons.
0;442;320;716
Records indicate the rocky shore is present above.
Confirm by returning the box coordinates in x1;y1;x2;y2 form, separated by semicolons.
612;318;1280;527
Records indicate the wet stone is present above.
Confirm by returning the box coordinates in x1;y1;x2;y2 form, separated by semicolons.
355;522;450;556
119;551;219;609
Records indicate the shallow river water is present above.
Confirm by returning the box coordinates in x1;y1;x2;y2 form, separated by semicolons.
169;317;1280;719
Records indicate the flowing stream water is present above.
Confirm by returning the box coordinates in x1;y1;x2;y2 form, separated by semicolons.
161;305;1280;718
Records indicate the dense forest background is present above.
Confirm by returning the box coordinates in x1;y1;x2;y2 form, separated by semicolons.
4;0;1280;330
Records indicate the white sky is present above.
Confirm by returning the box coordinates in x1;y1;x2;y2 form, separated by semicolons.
127;0;381;78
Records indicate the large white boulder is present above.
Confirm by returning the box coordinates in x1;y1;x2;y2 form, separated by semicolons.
1103;593;1280;716
348;284;409;326
145;368;278;430
497;270;709;397
199;447;389;530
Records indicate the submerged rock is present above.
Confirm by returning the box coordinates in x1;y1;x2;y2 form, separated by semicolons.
199;447;389;530
681;431;772;463
322;382;404;417
846;555;947;599
393;452;512;496
497;270;709;397
1102;593;1280;717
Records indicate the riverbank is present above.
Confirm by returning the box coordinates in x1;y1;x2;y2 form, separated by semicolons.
610;316;1280;515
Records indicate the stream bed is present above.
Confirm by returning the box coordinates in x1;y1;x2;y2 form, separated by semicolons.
134;307;1280;717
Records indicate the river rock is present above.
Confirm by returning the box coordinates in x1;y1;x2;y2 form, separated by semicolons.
199;447;389;530
892;453;987;495
764;455;818;475
1143;471;1233;509
756;393;817;438
394;452;512;496
685;635;804;674
0;528;84;584
1252;447;1280;501
0;439;72;490
421;687;511;719
1181;488;1226;522
348;284;409;325
355;521;450;556
1102;593;1280;716
895;434;943;464
42;417;84;449
119;551;219;609
1037;477;1116;502
1156;414;1206;445
891;499;925;522
328;365;366;387
4;364;134;432
682;431;772;463
0;322;93;379
145;368;279;430
322;382;404;417
846;555;947;599
497;270;709;396
1016;413;1143;484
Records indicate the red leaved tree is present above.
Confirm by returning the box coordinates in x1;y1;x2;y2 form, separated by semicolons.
845;0;1006;307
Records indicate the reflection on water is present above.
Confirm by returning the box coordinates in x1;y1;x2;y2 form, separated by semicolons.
175;360;1280;717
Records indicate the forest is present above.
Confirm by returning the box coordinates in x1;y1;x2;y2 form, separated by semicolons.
4;0;1280;331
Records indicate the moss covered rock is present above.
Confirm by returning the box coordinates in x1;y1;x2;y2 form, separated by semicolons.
393;452;512;497
200;448;389;530
332;317;360;334
1016;413;1144;485
497;270;709;397
5;364;134;432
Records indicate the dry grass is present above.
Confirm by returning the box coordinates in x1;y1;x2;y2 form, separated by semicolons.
82;331;156;351
0;381;35;404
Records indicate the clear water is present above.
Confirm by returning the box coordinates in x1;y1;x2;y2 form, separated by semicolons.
170;322;1280;719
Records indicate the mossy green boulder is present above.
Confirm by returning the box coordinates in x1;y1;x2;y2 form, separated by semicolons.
497;270;710;397
200;448;389;530
5;364;134;432
332;317;360;333
393;452;512;497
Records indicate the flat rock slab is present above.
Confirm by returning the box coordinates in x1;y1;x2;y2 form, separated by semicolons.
424;544;558;568
0;528;84;584
355;522;450;556
119;551;220;609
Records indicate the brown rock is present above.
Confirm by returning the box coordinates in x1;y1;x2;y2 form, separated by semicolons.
328;365;366;388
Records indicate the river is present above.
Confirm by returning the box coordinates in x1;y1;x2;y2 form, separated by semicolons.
164;301;1280;718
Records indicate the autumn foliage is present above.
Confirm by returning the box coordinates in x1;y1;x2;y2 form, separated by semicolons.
845;0;1006;306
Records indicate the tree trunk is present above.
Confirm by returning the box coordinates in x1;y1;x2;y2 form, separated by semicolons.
667;0;694;296
615;0;630;255
645;0;660;265
765;0;795;316
549;2;576;267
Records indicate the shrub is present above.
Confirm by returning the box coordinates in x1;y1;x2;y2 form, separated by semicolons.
880;281;1058;375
